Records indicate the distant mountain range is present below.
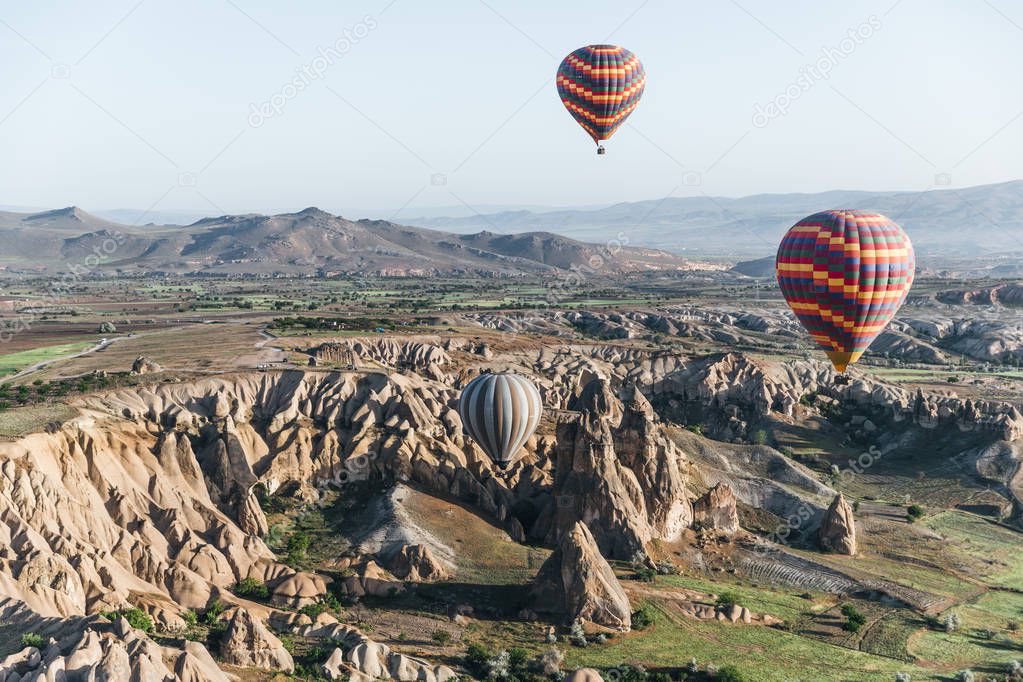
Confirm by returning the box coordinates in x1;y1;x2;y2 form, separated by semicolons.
407;180;1023;261
0;206;702;277
3;180;1021;277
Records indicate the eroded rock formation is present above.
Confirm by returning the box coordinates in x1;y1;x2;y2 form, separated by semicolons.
818;493;857;555
532;521;632;629
693;483;740;533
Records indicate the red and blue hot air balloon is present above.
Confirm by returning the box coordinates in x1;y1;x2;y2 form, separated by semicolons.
776;210;915;373
556;44;645;154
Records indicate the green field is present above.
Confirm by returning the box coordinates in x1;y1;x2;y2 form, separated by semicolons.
564;598;933;682
0;341;95;377
922;511;1023;589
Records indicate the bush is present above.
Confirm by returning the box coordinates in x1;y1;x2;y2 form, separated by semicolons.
20;632;44;649
632;606;655;630
895;673;911;682
750;429;770;445
97;322;116;333
431;629;452;645
955;671;975;682
233;577;269;601
718;665;750;682
203;598;227;626
841;603;867;632
182;610;198;626
906;504;925;522
944;612;962;633
102;607;154;634
464;643;492;678
287;531;311;564
686;424;704;436
539;647;563;675
716;592;742;609
570;619;588;646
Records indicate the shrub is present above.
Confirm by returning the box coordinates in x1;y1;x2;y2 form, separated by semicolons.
465;643;492;677
841;604;867;632
287;531;311;564
944;612;962;633
686;424;703;436
750;429;769;445
717;665;749;682
431;629;452;645
182;610;198;626
895;673;911;682
102;607;154;633
716;592;742;609
539;647;563;675
569;619;588;646
233;577;270;601
20;632;44;649
906;504;925;522
632;606;655;630
203;598;227;626
955;670;975;682
486;650;511;679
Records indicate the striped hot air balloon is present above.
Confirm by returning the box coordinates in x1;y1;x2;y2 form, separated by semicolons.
556;44;645;154
458;372;543;470
776;210;915;373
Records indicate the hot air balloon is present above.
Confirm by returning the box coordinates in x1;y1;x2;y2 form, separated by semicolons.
458;372;542;470
776;210;915;374
556;44;645;155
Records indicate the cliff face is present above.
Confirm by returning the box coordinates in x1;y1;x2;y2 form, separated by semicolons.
544;380;693;558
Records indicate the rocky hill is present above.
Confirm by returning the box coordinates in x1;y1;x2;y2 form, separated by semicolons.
0;206;703;276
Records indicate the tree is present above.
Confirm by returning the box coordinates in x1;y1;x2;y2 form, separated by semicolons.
906;504;925;522
944;612;962;633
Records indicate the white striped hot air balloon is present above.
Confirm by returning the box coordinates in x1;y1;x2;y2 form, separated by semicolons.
458;372;543;470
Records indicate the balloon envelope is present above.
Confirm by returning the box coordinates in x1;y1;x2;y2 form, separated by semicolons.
775;210;915;372
556;44;645;144
458;373;542;469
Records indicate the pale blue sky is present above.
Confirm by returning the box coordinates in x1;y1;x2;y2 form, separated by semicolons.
1;0;1021;222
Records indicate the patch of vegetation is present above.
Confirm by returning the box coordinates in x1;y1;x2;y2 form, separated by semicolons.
632;606;655;630
840;604;867;633
906;504;925;522
715;592;742;610
228;579;267;605
101;606;154;633
20;632;44;649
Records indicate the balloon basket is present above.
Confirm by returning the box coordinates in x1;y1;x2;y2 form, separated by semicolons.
834;375;851;386
597;145;606;155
